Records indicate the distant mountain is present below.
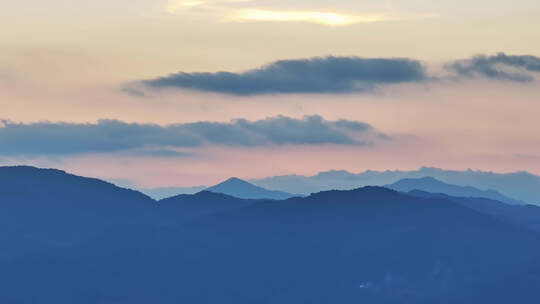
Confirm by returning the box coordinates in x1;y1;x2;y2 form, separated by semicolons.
250;167;540;204
206;177;296;200
140;186;206;200
387;177;523;205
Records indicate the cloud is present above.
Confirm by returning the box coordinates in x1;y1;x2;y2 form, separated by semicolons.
141;56;428;95
446;53;540;82
0;116;385;156
128;53;540;97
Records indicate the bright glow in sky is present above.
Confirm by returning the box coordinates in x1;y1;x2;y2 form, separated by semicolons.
229;9;390;25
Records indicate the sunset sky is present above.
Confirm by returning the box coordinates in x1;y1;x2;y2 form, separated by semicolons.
1;0;540;187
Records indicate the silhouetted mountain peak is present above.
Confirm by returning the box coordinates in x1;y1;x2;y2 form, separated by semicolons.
207;177;266;192
221;177;252;186
206;177;296;200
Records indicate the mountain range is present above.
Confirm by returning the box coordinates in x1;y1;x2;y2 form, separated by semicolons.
135;177;296;200
250;167;540;205
386;176;524;205
1;165;540;303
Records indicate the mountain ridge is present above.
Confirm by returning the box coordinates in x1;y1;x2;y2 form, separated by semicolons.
250;167;540;204
2;165;540;303
406;189;540;233
386;177;523;205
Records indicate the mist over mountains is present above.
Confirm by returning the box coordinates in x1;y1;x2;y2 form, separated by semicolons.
1;165;540;303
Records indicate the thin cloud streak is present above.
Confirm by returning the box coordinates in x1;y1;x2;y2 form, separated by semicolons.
228;9;392;26
165;0;400;26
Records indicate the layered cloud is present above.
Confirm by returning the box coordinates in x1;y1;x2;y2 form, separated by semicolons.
142;56;428;95
138;53;540;96
446;53;540;82
0;116;385;156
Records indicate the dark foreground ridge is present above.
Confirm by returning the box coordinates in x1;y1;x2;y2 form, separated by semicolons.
1;166;540;304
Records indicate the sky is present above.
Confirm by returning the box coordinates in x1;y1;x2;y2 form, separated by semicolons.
1;0;540;187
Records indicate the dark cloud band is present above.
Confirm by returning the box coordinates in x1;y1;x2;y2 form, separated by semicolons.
141;56;428;95
0;116;384;156
135;53;540;96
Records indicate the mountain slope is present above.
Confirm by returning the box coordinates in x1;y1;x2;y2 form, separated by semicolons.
1;185;540;303
387;177;523;205
206;177;296;199
407;189;540;233
0;166;157;259
0;165;153;205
